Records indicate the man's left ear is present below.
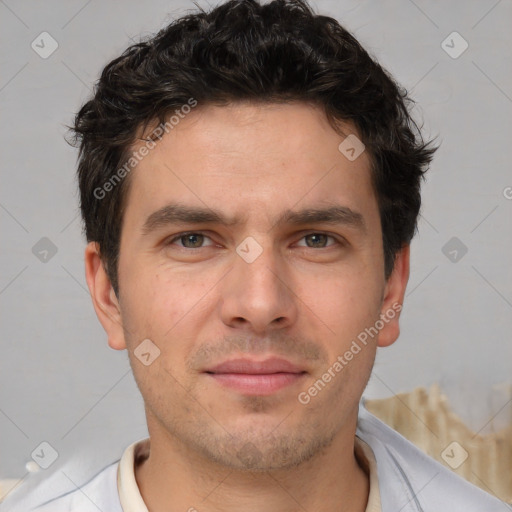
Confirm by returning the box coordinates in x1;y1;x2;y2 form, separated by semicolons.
377;245;410;348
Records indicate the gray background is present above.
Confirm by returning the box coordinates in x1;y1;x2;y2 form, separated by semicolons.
1;0;511;507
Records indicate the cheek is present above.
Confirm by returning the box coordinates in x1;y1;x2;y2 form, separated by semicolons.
120;267;215;365
120;264;182;323
300;267;383;334
129;354;188;424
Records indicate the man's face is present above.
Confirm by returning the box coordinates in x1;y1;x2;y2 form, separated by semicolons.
88;102;407;470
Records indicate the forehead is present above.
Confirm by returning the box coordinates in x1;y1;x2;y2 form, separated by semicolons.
123;102;377;229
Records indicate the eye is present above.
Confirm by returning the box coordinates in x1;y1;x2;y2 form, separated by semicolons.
165;231;340;250
168;232;214;249
296;233;338;248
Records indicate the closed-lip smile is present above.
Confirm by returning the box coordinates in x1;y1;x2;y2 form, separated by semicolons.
204;357;307;395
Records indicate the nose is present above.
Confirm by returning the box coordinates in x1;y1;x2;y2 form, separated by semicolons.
219;243;298;335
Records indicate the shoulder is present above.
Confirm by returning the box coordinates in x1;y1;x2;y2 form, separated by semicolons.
356;401;507;511
30;462;121;512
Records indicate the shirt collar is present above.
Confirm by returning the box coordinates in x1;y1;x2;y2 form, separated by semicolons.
117;436;381;512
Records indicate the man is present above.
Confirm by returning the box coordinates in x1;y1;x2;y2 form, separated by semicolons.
22;0;506;510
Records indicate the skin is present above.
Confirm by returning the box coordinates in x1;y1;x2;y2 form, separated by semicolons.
85;101;409;512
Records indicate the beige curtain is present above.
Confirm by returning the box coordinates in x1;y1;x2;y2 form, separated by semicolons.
365;384;512;504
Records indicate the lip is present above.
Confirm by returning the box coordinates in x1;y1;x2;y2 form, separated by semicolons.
204;357;307;396
206;357;305;374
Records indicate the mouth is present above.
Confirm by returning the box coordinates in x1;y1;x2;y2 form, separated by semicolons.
203;357;308;396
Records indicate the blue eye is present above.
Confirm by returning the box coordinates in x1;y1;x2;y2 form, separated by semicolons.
297;233;337;248
169;232;214;248
166;232;340;251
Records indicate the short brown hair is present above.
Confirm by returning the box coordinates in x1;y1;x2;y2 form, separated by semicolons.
70;0;437;296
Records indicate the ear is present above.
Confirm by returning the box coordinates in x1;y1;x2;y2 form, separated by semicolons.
377;245;410;348
84;241;127;351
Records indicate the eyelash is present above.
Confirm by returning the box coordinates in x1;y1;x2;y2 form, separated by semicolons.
166;231;342;249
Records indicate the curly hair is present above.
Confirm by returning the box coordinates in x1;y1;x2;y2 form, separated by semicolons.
71;0;437;296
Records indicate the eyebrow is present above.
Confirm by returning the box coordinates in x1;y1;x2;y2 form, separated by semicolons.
141;203;366;236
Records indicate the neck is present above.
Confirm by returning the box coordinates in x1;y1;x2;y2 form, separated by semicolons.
134;420;369;512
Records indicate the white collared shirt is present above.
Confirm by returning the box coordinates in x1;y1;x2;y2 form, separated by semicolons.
7;404;506;511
